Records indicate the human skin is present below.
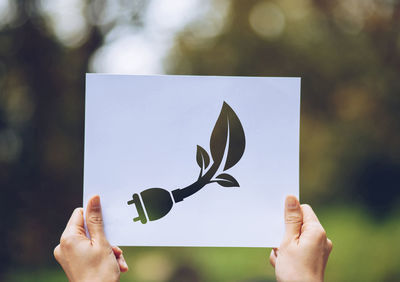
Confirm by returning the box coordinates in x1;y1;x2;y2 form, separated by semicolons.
269;195;333;282
54;195;331;282
54;195;128;282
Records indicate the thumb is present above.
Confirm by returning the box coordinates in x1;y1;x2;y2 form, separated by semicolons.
86;195;107;244
283;195;303;243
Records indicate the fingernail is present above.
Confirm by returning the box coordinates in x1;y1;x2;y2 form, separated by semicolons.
286;196;297;209
121;257;128;269
92;196;100;208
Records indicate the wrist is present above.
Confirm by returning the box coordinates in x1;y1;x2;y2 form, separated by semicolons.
277;271;323;282
74;272;119;282
302;274;323;282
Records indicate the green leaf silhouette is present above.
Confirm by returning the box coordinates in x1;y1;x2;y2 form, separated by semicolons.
196;145;210;169
214;173;240;187
209;102;246;171
210;103;229;165
224;102;246;170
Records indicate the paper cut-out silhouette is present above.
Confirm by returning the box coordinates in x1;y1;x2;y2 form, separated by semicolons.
128;101;246;223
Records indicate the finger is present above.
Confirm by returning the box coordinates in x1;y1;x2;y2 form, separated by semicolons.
269;248;277;268
301;204;320;225
112;246;129;272
327;238;333;252
112;246;123;257
86;195;107;244
53;245;61;262
283;195;303;243
300;204;327;241
62;208;85;237
117;253;129;272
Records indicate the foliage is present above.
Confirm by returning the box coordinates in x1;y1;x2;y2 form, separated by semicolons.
1;0;399;280
4;206;400;281
0;0;147;273
166;0;400;213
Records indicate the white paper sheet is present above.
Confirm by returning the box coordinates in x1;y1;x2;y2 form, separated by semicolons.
84;74;300;247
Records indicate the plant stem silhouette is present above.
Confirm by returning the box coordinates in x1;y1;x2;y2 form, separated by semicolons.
172;157;221;202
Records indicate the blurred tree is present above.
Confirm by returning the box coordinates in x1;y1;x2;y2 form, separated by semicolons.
0;0;148;275
165;0;400;215
1;0;400;280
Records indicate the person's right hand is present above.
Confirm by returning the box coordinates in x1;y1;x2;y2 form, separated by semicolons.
54;195;128;282
269;196;333;282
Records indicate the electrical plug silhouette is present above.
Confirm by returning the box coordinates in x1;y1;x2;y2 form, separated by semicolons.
128;188;173;224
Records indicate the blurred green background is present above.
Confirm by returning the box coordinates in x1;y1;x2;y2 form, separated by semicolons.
1;0;400;281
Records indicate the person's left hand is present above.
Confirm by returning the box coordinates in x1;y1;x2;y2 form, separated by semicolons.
54;195;128;282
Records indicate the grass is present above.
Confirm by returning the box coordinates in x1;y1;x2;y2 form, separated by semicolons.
4;205;400;281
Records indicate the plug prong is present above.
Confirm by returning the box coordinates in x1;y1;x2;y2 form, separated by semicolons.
127;193;147;224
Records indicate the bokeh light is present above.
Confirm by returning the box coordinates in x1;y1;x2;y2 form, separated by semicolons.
1;0;400;281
